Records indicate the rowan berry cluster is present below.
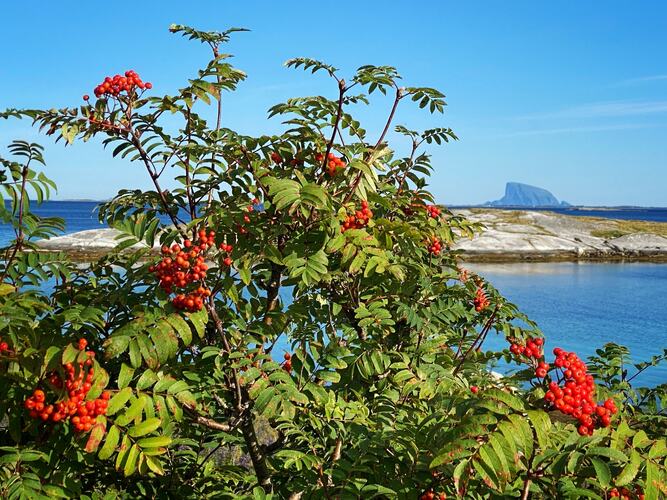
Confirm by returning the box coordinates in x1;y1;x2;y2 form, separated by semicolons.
242;198;261;225
218;242;234;268
282;352;292;372
510;337;550;377
473;286;490;312
509;337;544;359
149;230;216;312
270;152;282;164
610;486;644;499
316;152;346;176
427;237;442;256
0;337;10;353
426;204;441;218
23;339;110;433
419;490;446;500
544;348;618;436
341;201;372;232
458;267;469;283
92;70;152;99
270;151;305;166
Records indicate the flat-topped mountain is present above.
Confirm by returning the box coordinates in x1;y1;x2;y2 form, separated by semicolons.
486;182;570;208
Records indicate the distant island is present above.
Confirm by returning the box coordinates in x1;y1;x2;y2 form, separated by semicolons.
485;182;571;208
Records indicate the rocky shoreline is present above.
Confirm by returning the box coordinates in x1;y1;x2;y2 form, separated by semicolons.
454;209;667;262
34;209;667;263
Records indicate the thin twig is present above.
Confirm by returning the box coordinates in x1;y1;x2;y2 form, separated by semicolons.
320;79;346;174
343;85;403;204
453;306;499;375
521;477;531;500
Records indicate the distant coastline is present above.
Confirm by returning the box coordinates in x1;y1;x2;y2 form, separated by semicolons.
6;199;666;211
3;201;667;262
450;205;667;224
451;205;667;210
453;208;667;262
26;208;667;263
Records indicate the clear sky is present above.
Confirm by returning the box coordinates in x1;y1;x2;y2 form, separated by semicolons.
1;1;666;206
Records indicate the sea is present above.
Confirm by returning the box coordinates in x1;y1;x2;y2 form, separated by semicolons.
2;201;666;387
473;262;667;387
452;205;667;223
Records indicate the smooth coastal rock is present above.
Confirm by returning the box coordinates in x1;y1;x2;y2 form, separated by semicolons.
453;209;667;262
36;229;153;259
35;209;667;262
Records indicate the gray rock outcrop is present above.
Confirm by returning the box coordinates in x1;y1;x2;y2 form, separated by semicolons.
34;210;667;262
453;209;667;261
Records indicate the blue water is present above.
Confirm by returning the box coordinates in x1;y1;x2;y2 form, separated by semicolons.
2;202;666;246
2;202;666;386
1;201;102;246
552;207;667;222
473;262;667;387
0;201;184;246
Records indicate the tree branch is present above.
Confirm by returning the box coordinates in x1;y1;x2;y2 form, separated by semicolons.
184;106;197;222
0;163;29;283
320;79;346;173
205;300;273;491
373;85;403;151
453;305;499;375
343;85;403;204
521;477;531;500
240;414;272;490
192;414;231;432
128;129;188;237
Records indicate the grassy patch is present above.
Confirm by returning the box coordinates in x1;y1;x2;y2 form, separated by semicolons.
471;209;557;235
466;208;667;239
591;229;627;239
590;220;667;239
489;210;529;225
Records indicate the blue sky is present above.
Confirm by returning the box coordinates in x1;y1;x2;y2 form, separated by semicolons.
1;1;666;206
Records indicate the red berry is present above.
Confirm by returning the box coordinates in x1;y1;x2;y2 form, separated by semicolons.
470;386;479;394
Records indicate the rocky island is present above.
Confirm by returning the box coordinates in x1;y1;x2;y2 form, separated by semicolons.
35;209;667;263
485;182;571;208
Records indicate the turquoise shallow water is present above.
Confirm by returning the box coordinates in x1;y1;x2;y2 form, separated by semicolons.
12;263;667;387
471;262;667;387
3;203;665;386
